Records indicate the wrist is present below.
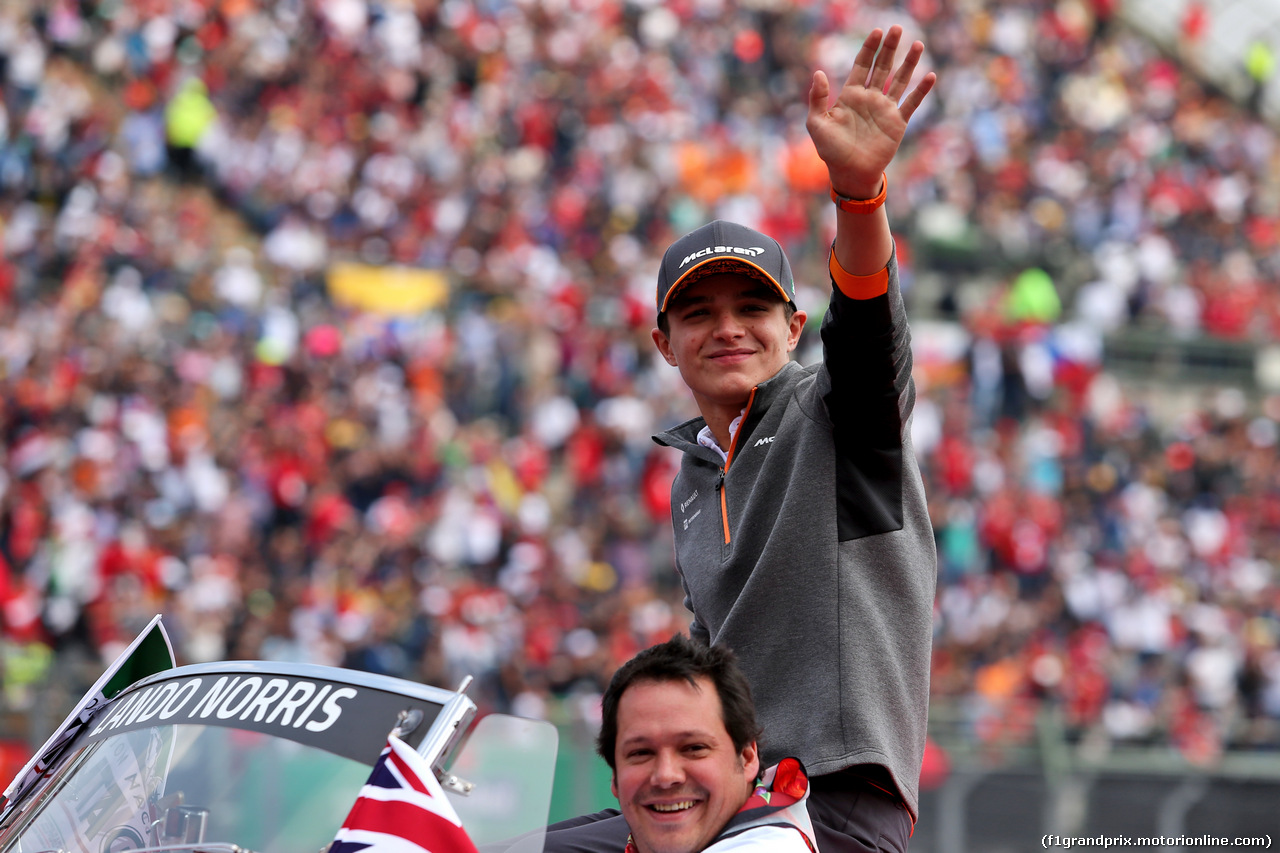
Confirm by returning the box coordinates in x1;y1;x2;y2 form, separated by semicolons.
829;173;885;200
830;172;887;214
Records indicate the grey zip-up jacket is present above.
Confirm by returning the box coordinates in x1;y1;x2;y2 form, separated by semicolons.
652;254;936;820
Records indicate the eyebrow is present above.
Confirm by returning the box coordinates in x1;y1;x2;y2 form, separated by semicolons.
618;729;718;749
673;286;779;307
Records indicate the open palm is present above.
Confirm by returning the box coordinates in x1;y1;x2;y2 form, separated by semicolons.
806;26;936;200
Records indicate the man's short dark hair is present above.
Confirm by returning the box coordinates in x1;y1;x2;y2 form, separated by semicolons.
596;634;763;771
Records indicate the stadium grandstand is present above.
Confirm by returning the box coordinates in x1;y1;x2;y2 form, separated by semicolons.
1;1;1279;848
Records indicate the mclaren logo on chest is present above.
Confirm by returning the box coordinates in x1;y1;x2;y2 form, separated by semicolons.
753;435;775;447
679;245;766;268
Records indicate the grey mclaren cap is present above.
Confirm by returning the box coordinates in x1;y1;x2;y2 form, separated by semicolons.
655;220;795;313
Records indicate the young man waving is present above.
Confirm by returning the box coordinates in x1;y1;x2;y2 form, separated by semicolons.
649;25;937;852
538;25;937;853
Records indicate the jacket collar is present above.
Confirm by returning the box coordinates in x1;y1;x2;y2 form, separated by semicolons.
652;361;803;451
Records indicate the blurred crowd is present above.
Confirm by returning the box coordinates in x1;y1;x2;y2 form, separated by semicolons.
3;0;1280;769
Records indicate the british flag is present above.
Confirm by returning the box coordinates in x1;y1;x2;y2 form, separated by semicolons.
329;733;480;853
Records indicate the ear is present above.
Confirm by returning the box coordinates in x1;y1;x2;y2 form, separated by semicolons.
652;327;678;366
741;740;760;784
610;773;619;800
786;310;808;353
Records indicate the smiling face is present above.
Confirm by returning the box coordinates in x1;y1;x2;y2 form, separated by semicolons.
611;676;759;853
652;274;806;431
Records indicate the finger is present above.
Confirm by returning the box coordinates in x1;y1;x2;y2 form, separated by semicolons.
844;28;884;90
897;72;936;125
886;41;925;102
866;25;904;94
808;69;831;117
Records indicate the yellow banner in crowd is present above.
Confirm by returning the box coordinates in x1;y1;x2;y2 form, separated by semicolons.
327;262;449;315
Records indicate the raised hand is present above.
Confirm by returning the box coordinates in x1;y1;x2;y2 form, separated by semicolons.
806;25;936;200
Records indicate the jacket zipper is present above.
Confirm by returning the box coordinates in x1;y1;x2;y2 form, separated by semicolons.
717;387;757;546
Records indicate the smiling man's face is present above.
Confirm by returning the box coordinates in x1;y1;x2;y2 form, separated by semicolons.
651;274;806;432
611;676;759;853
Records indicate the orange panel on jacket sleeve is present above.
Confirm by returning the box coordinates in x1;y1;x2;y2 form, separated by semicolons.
829;249;889;300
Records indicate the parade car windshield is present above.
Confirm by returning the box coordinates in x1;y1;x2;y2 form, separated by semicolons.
8;720;371;853
0;665;555;853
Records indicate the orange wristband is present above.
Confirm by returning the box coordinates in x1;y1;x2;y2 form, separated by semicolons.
830;172;887;214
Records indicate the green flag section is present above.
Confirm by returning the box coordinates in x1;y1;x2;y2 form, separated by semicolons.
1;616;174;808
101;619;176;700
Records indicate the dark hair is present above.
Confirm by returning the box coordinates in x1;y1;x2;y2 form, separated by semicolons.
656;300;797;336
596;634;762;771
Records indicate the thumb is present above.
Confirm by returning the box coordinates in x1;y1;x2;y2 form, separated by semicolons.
808;70;830;118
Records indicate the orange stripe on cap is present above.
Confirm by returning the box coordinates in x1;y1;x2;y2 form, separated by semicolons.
658;257;791;313
829;248;889;300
